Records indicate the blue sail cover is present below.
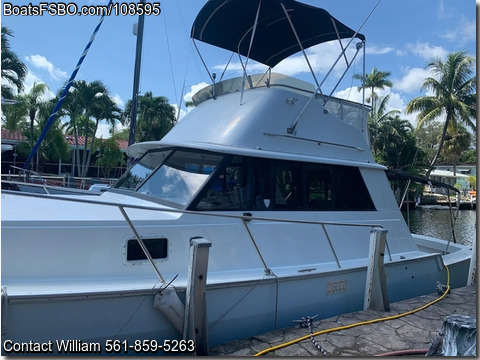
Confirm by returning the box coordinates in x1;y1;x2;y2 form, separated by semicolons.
191;0;365;68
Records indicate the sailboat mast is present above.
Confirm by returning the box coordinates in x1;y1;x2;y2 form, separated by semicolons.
128;0;146;147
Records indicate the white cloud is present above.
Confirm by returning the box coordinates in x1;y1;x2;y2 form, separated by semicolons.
365;45;395;55
161;82;210;122
111;93;124;108
273;41;361;78
438;17;476;46
386;92;405;112
437;0;449;20
171;104;187;122
25;55;68;81
333;86;363;103
405;42;448;61
211;40;363;82
392;67;430;94
183;82;209;104
95;120;127;139
22;71;56;100
95;122;112;138
334;86;420;126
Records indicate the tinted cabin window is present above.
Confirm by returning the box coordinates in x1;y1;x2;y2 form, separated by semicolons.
307;167;333;209
194;156;375;211
274;163;301;209
127;238;168;261
332;166;375;210
196;156;270;210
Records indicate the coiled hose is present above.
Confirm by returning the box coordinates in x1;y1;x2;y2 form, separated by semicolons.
255;263;450;356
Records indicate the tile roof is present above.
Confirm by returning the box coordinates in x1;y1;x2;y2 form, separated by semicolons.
1;129;129;149
1;128;26;141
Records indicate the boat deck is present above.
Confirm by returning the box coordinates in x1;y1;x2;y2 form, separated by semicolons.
210;285;476;356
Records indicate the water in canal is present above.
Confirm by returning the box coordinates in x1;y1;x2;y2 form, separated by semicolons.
403;207;476;247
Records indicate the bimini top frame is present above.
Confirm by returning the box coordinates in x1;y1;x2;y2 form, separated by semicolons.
191;0;364;68
191;0;366;98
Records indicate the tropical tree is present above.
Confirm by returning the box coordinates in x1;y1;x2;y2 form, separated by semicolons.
466;175;476;190
354;67;392;110
123;91;176;143
375;114;419;170
441;125;472;176
406;51;476;176
1;26;27;99
414;121;443;169
459;148;476;164
96;137;125;178
1;93;27;131
16;99;69;172
84;91;121;178
61;80;120;183
24;82;50;150
368;94;400;157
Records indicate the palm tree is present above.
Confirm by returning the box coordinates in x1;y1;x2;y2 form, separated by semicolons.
96;137;125;178
124;92;176;142
24;82;49;150
368;94;400;157
62;80;120;182
354;67;393;110
1;26;27;99
1;93;27;131
406;51;476;176
441;125;472;176
17;99;69;172
85;92;121;177
378;115;417;170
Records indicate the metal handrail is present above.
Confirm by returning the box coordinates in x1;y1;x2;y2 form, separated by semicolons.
3;189;387;278
1;189;383;229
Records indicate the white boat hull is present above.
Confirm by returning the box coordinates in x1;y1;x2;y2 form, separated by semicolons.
2;239;469;355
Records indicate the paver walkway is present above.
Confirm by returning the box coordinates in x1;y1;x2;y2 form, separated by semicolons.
209;285;476;356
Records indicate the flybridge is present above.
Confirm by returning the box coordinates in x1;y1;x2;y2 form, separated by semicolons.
189;0;369;142
191;73;371;141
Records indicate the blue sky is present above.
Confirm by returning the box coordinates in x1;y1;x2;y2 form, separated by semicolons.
1;0;476;138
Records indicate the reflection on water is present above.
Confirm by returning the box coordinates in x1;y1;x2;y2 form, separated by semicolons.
402;207;476;247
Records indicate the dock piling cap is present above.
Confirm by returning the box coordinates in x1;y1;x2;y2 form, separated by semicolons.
190;236;212;248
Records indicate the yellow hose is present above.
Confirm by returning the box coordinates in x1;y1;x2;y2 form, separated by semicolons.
255;264;451;356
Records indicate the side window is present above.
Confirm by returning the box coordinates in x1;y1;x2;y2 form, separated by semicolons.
274;163;301;208
195;162;243;210
127;238;168;261
195;157;271;210
194;157;375;211
305;164;375;211
333;167;375;210
307;167;333;209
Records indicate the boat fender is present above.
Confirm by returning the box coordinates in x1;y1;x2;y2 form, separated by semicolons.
153;287;185;334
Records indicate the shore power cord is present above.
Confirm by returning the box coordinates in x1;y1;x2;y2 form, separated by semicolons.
255;263;451;356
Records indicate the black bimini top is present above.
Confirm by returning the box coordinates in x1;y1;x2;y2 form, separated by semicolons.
191;0;365;68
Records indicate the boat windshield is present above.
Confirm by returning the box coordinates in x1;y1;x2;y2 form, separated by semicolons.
114;148;224;207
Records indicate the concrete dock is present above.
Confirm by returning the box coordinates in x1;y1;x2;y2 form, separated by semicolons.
209;285;476;356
